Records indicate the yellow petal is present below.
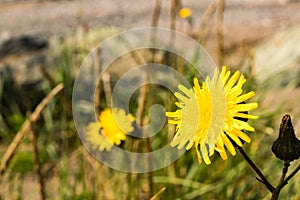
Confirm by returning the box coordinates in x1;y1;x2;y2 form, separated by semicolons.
222;134;236;156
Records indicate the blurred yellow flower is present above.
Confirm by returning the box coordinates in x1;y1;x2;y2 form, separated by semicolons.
86;108;135;151
166;66;258;164
179;8;192;19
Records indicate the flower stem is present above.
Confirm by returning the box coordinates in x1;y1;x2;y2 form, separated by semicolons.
280;161;290;183
272;162;300;200
237;147;275;193
281;162;300;186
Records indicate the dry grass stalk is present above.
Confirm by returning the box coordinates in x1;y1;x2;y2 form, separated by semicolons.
170;0;182;30
216;0;226;68
102;72;112;107
150;0;162;55
197;1;217;44
149;187;166;200
0;83;64;182
119;37;148;200
151;0;162;28
136;76;147;126
121;38;146;66
169;0;180;54
93;49;102;113
39;65;72;115
29;129;46;200
133;70;149;198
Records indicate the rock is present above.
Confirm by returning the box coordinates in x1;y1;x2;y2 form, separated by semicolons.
0;34;48;58
0;34;49;86
0;27;120;87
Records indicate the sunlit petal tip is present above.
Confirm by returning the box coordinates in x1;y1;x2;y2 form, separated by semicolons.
170;141;176;148
165;111;173;116
203;156;212;165
186;142;194;150
248;127;255;132
244;138;251;143
178;84;192;95
174;92;189;103
129;114;135;122
167;120;178;124
193;77;199;84
197;157;203;164
221;65;227;72
219;151;228;160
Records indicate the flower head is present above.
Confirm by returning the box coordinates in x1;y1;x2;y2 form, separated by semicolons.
166;66;258;164
179;8;192;19
86;108;135;151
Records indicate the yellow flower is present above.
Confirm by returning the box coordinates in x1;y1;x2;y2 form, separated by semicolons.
166;66;258;164
86;108;135;151
179;8;192;19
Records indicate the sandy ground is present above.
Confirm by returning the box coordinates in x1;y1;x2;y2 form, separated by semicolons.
1;0;300;70
1;0;300;42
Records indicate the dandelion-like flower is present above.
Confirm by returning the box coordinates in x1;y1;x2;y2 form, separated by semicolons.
179;8;192;19
86;108;135;151
166;66;258;164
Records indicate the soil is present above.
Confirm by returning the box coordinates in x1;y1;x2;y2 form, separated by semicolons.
1;0;300;68
1;0;300;41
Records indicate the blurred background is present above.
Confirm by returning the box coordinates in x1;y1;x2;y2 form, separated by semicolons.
0;0;300;199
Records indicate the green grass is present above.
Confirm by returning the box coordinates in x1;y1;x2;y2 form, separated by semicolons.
0;26;299;200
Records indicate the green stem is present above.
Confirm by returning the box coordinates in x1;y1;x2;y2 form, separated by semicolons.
280;161;290;183
237;147;275;193
281;163;300;186
272;162;300;200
